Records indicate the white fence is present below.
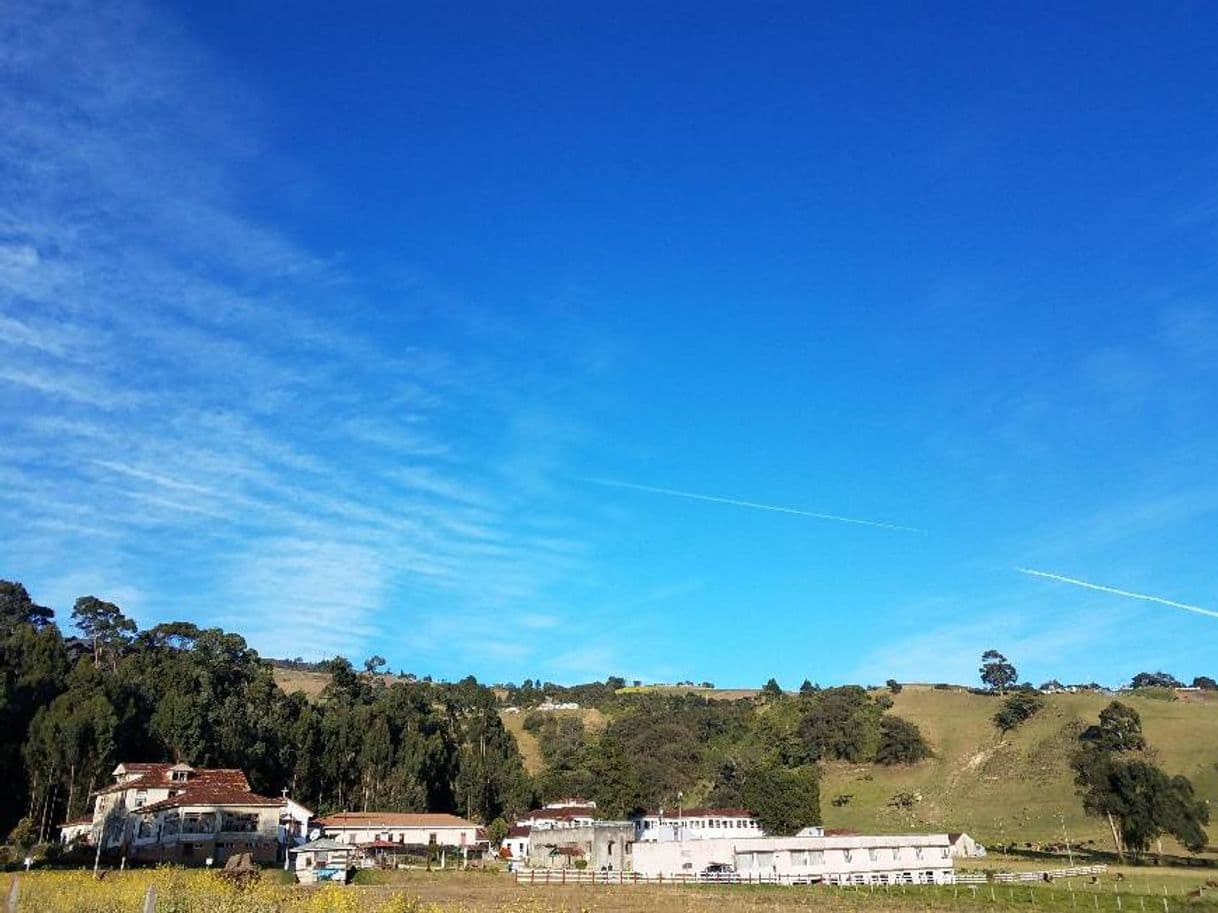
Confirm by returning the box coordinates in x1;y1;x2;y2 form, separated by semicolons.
514;870;953;887
993;866;1108;883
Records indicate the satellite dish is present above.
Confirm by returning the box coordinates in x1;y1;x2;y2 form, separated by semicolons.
309;828;321;841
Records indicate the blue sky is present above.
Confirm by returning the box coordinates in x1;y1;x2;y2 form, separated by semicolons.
2;1;1217;687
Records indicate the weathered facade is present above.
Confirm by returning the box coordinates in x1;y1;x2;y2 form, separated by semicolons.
526;823;637;871
315;812;479;849
72;762;311;866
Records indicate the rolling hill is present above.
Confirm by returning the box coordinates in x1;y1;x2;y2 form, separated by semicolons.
816;686;1218;847
269;668;1217;848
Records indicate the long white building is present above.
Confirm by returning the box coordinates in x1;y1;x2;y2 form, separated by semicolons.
635;807;764;841
632;833;954;884
314;812;478;848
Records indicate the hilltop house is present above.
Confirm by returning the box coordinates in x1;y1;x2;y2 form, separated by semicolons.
67;762;311;865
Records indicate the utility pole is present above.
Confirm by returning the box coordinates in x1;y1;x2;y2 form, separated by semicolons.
92;815;105;877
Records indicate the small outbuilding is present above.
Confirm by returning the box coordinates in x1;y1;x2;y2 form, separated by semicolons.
948;833;985;858
290;838;355;884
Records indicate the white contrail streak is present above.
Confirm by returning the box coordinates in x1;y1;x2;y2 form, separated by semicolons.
1017;568;1218;619
580;477;923;533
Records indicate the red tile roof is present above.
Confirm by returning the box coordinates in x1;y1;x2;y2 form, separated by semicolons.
520;805;597;821
96;764;252;795
97;762;276;815
315;812;476;829
137;786;282;815
507;825;532;837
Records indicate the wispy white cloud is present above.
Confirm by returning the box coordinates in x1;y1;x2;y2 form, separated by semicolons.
580;477;924;533
0;0;600;670
1016;568;1218;620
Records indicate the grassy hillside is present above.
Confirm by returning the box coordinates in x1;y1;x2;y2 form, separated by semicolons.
501;707;607;774
271;667;333;700
818;686;1218;847
270;668;1217;849
271;666;414;700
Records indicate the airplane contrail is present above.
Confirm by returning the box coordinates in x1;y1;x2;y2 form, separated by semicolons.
580;477;923;533
1017;568;1218;619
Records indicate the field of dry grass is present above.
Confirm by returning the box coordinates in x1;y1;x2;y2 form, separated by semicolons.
11;868;1218;913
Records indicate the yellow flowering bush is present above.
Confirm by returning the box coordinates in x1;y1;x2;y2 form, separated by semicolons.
10;869;498;913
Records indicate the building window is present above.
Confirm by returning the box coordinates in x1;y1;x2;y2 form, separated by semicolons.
915;847;923;860
892;848;900;860
183;813;217;834
809;850;824;864
869;848;879;862
429;833;437;845
134;790;147;808
220;812;258;833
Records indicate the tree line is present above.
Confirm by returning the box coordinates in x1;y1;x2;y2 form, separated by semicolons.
1;580;530;847
1;578;941;847
4;579;1206;861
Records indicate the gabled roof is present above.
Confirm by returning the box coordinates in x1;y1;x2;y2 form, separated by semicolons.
136;786;282;815
519;805;597;821
97;764;251;795
508;825;532;838
315;812;476;829
290;838;352;853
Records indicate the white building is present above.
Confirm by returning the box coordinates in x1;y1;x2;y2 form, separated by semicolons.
67;762;311;866
517;801;599;830
504;825;531;861
948;833;985;858
635;807;765;841
289;837;355;884
315;812;478;848
632;833;954;884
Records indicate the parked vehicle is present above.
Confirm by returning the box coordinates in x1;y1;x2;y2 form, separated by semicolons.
699;862;740;883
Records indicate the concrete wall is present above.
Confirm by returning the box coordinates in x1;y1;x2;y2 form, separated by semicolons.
128;836;278;865
527;824;637;871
